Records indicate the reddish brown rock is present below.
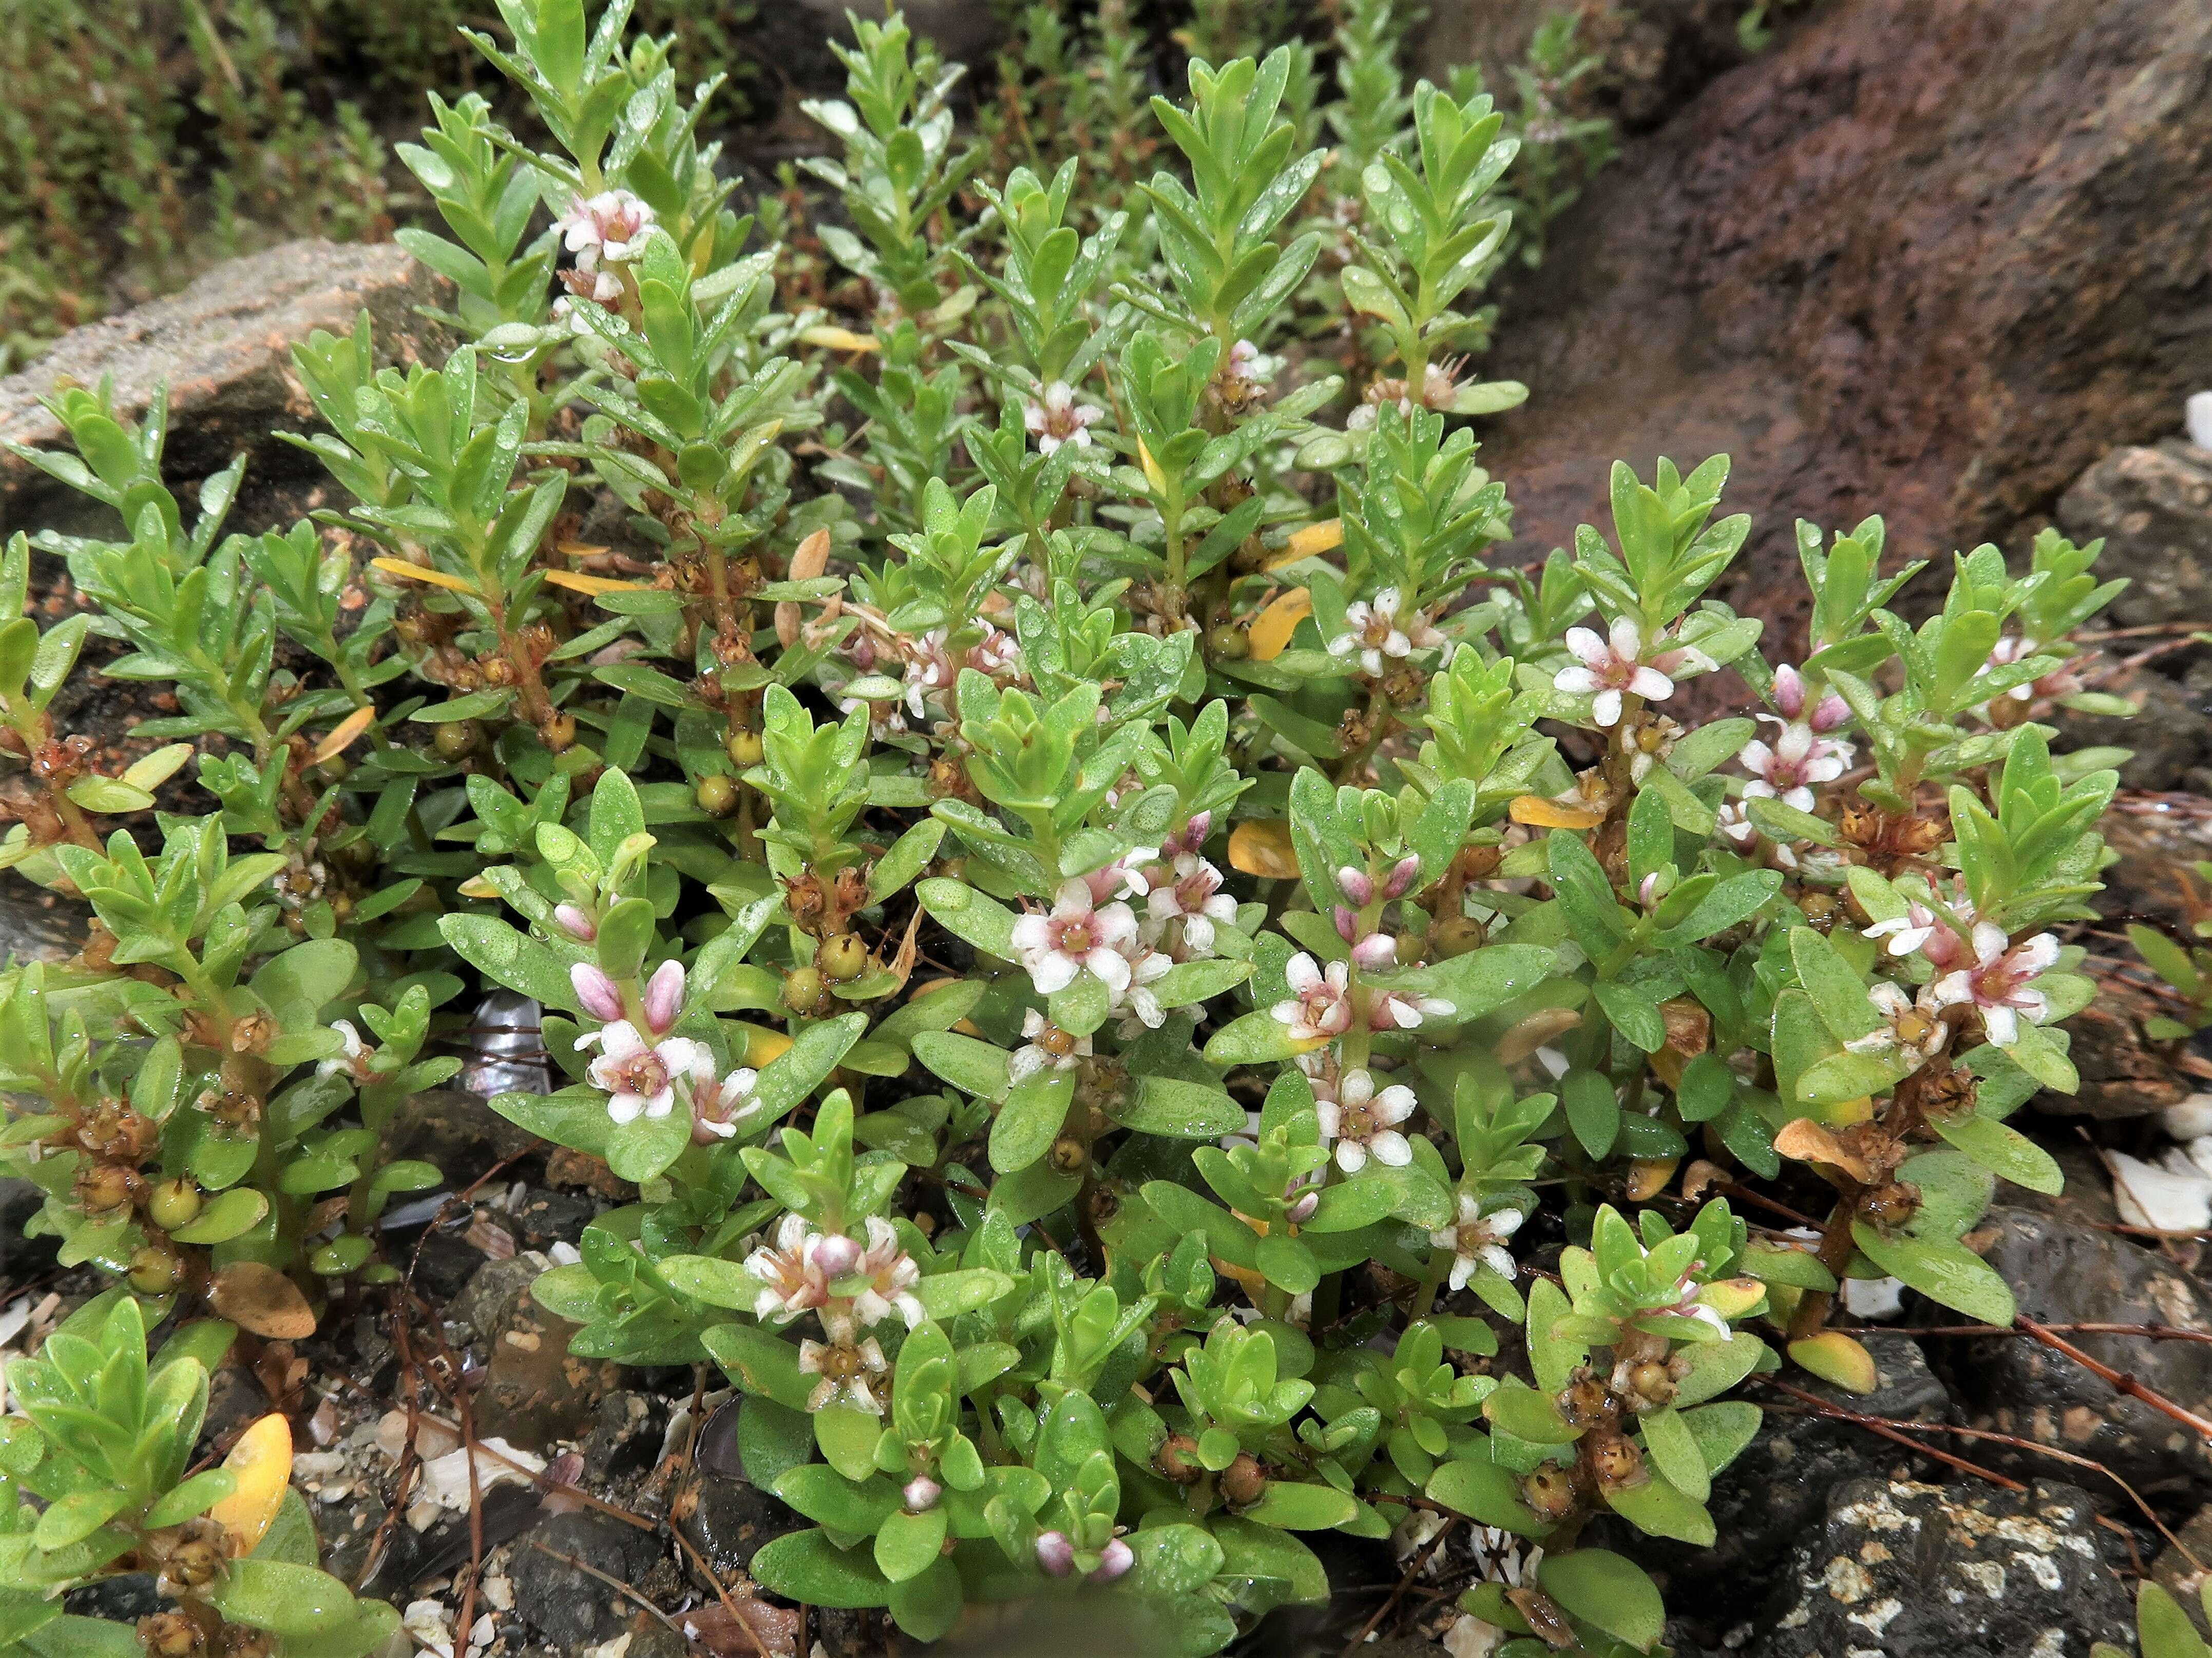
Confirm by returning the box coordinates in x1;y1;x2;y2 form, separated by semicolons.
1477;0;2212;651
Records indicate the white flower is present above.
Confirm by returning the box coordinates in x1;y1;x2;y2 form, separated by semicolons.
743;1214;832;1324
1714;801;1757;848
1271;953;1354;1044
1738;721;1853;813
693;1066;760;1142
1009;1008;1090;1085
797;1334;889;1414
1843;982;1950;1069
1663;1267;1734;1342
1431;1193;1524;1291
1114;944;1176;1033
1927;924;2061;1047
1145;852;1237;952
1329;588;1419;676
902;630;957;720
1552;618;1675;728
576;1020;713;1124
1368;984;1455;1031
557;190;656;281
1315;1068;1417;1173
850;1217;926;1331
318;1019;369;1079
1009;879;1140;996
1024;381;1103;454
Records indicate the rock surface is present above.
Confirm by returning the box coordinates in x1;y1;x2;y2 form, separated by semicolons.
2058;443;2212;632
510;1511;662;1649
456;1254;620;1450
1950;1208;2212;1501
0;240;447;536
1477;0;2212;652
1751;1478;2130;1658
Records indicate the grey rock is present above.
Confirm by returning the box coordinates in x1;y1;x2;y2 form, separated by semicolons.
456;1253;620;1451
454;1253;546;1346
1948;1208;2212;1501
2056;663;2212;794
510;1187;599;1256
0;886;88;965
0;1177;57;1285
676;1466;802;1579
2152;1504;2212;1641
0;240;449;537
511;1511;661;1649
579;1391;666;1484
1646;1336;1952;1601
384;1089;541;1189
2057;442;2212;632
1752;1478;2130;1658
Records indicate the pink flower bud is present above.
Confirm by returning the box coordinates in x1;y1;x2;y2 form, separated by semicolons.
1035;1531;1076;1577
1351;933;1398;971
570;962;624;1023
1638;872;1661;908
812;1232;864;1278
1383;854;1421;900
1092;1537;1134;1582
1184;811;1212;850
1333;906;1361;942
903;1476;942;1513
554;904;597;942
1285;1189;1319;1224
1773;663;1806;719
1336;866;1373;906
643;958;685;1035
1811;691;1851;733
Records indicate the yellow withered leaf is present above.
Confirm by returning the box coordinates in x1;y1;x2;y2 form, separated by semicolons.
1247;589;1314;661
1227;819;1299;880
1271;518;1343;568
741;1025;795;1066
1772;1117;1874;1183
798;324;880;353
1509;795;1608;830
543;569;648;596
209;1413;293;1554
1495;1006;1583;1065
1137;437;1167;497
555;541;611;560
1625;1158;1680;1202
369;557;479;596
310;705;377;766
1788;1331;1880;1395
456;875;501;899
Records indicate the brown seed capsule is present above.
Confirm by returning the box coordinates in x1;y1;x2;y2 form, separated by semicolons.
1558;1377;1614;1430
1520;1464;1578;1521
543;711;578;753
726;728;764;767
1218;1453;1268;1508
1587;1431;1644;1490
1628;1361;1677;1407
1428;915;1485;959
139;1613;206;1658
77;1162;140;1218
1859;1181;1921;1229
695;774;739;817
217;1626;273;1658
1155;1434;1204;1485
817;932;868;982
162;1535;224;1590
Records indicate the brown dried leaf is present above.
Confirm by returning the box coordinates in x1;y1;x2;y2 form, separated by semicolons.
681;1597;802;1658
212;1263;318;1340
1772;1117;1874;1183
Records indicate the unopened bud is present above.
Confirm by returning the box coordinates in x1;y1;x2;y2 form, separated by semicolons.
1333;905;1361;942
643;958;686;1035
554;904;597;942
1811;691;1851;732
1285;1189;1319;1224
1092;1537;1134;1582
1184;811;1212;849
1383;854;1421;900
1335;866;1373;905
812;1233;864;1278
571;962;624;1023
1036;1530;1076;1577
1772;663;1806;719
903;1475;942;1513
1351;933;1398;971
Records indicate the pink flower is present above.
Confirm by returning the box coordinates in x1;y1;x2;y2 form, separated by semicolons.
1431;1193;1524;1291
1865;879;1976;969
1314;1068;1418;1172
1367;984;1454;1031
1553;618;1676;727
1272;953;1354;1044
850;1217;926;1331
1009;1009;1091;1085
966;627;1021;678
902;630;957;720
577;1020;713;1124
1145;852;1237;951
745;1215;833;1323
557;190;656;296
1009;879;1140;996
1738;722;1853;813
1024;381;1103;454
1772;664;1851;731
1928;924;2061;1047
797;1333;889;1414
